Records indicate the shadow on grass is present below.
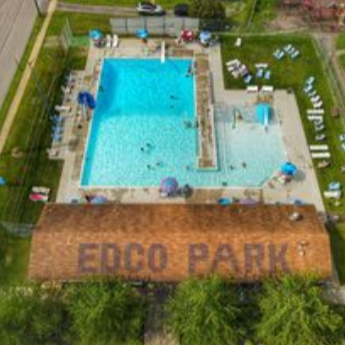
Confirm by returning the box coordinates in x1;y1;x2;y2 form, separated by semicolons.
328;222;345;285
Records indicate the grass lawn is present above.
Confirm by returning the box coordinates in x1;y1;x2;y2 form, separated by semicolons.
336;34;345;50
0;228;30;285
328;223;345;283
251;0;278;29
339;53;345;74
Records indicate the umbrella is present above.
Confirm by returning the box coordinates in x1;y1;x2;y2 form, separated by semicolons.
89;30;103;40
239;197;258;205
90;195;108;204
199;30;212;42
218;198;233;206
137;29;149;39
161;177;179;194
281;162;297;176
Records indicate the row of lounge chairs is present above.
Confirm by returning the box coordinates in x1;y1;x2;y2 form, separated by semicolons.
273;44;300;60
226;59;253;83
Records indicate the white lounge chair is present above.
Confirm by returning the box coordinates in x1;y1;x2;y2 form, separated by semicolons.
307;109;324;115
226;59;240;67
311;152;331;159
313;101;323;109
311;95;321;103
307;115;323;122
112;34;119;48
235;37;242;47
106;34;112;48
309;145;329;151
55;105;71;112
255;63;269;69
324;190;341;199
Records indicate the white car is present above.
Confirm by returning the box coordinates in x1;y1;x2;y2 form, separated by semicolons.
137;2;165;15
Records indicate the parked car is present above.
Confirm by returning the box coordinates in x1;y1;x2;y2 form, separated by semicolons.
174;3;189;17
137;2;165;15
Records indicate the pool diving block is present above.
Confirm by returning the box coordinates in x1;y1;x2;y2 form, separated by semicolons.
307;109;324;115
261;85;274;93
247;85;259;93
311;152;331;159
309;145;329;151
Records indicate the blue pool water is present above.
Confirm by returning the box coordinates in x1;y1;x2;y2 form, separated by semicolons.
81;58;286;188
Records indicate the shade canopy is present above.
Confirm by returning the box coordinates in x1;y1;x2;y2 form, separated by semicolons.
137;29;148;39
281;162;297;176
199;30;212;42
90;195;108;204
77;91;96;109
161;177;179;194
89;30;103;40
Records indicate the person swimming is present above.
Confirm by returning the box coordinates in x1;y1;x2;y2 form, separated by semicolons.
242;162;247;169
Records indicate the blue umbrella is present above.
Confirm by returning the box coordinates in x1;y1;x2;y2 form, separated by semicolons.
137;29;149;39
89;30;103;40
218;198;233;206
281;162;297;176
91;195;108;204
161;177;179;194
199;30;212;42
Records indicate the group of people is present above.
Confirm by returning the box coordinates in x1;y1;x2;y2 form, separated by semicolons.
229;162;247;170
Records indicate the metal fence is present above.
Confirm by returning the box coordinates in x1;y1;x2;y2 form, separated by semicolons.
110;17;231;36
110;17;199;36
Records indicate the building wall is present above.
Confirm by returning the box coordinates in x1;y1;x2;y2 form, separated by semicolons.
0;0;48;110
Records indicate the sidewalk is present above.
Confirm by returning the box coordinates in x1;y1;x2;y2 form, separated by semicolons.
0;0;57;155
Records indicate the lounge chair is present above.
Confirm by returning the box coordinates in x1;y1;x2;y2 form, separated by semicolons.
256;69;264;78
308;90;317;97
315;133;326;141
309;144;329;151
317;160;330;169
305;76;315;86
315;124;325;132
324;190;341;199
106;34;112;48
329;181;341;191
304;85;313;94
261;85;274;93
244;74;253;84
226;59;240;67
234;37;242;47
255;63;268;69
55;105;71;112
284;44;292;52
292;51;299;59
311;152;331;159
32;187;50;195
112;34;119;48
313;101;323;109
264;70;271;80
307;115;323;123
339;134;345;141
311;95;321;103
307;109;324;115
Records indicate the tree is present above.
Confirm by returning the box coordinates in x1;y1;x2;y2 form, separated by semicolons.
0;284;66;345
189;0;226;19
256;274;344;345
167;275;244;345
66;279;145;345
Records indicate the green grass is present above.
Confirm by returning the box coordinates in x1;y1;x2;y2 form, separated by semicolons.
336;34;345;50
47;11;113;36
0;228;31;285
328;223;345;284
250;0;278;30
0;18;44;131
339;53;345;74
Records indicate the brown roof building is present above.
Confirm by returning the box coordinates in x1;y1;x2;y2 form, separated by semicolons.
28;204;332;282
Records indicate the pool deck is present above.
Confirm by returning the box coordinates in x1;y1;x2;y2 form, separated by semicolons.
55;39;324;212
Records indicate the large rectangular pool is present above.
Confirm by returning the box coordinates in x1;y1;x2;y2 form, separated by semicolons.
80;58;286;188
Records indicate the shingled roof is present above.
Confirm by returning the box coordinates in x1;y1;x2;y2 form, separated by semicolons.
28;204;332;282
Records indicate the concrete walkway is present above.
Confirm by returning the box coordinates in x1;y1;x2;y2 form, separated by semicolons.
0;0;58;155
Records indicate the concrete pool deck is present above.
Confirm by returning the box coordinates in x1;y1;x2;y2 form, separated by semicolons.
55;40;324;212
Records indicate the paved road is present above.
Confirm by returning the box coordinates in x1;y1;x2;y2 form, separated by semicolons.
57;1;173;15
0;0;37;109
0;0;58;154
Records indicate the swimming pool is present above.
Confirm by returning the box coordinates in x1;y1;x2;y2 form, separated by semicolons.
80;58;286;188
